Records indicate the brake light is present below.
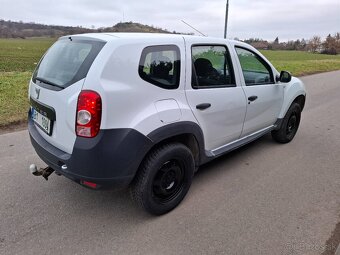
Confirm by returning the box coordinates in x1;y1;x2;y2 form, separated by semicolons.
76;90;102;138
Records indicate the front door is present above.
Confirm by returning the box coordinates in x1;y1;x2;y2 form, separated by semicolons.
234;46;284;137
185;44;247;151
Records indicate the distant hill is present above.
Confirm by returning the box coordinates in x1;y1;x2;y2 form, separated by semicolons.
0;19;188;38
98;22;171;34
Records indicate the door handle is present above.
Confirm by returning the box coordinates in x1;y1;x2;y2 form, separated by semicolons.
196;103;211;110
248;95;258;102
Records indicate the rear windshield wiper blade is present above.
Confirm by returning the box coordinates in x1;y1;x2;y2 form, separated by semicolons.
35;77;64;89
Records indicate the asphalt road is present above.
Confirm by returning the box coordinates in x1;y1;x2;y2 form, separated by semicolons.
1;71;340;255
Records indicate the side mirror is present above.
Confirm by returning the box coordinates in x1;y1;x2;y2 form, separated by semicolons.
279;71;292;83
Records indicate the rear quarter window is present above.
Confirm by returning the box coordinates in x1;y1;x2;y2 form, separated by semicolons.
138;45;180;89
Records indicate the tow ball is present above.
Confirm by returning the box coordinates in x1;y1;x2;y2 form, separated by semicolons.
29;164;55;180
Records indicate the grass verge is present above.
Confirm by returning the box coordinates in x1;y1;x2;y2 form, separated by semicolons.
261;50;340;76
0;72;31;128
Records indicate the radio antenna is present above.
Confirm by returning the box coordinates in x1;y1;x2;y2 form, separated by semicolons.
181;20;206;36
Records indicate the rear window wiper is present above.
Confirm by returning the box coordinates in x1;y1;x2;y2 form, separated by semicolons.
35;77;64;89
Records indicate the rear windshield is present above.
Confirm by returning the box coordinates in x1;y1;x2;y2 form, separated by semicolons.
32;38;105;89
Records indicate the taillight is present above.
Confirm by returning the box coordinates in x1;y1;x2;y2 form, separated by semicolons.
76;90;102;138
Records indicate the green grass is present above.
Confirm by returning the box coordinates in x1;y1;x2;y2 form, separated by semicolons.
0;38;340;128
261;50;340;76
0;72;32;127
0;38;55;128
0;37;55;72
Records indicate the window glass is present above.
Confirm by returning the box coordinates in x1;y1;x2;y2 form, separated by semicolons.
192;45;235;88
235;47;273;86
33;39;105;88
139;45;180;89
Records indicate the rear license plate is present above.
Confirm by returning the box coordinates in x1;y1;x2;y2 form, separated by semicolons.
31;107;52;135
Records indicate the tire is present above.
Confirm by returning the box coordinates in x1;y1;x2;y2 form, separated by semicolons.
130;143;194;215
272;102;301;143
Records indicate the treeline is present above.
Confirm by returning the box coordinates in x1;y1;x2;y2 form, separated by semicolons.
244;33;340;55
0;20;92;38
243;33;340;55
0;20;176;38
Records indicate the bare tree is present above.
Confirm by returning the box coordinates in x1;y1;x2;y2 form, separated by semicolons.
308;36;322;53
322;34;337;54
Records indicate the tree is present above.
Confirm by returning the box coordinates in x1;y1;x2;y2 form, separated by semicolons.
322;34;337;54
308;35;321;53
293;39;301;50
300;39;307;50
335;32;340;54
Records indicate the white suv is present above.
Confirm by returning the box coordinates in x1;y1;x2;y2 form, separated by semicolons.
28;33;306;215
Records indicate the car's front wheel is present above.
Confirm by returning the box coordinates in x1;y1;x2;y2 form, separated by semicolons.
130;143;194;215
272;102;301;143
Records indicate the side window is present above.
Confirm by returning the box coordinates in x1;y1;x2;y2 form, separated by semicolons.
235;47;274;86
139;45;180;89
192;45;235;88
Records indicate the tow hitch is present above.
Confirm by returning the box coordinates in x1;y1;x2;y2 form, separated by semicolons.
29;164;54;180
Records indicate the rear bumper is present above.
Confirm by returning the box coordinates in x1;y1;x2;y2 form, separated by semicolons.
28;116;153;188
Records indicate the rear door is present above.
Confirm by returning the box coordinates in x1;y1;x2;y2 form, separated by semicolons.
29;37;106;153
233;46;284;137
185;40;247;151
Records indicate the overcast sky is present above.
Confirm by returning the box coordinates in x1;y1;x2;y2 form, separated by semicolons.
1;0;339;41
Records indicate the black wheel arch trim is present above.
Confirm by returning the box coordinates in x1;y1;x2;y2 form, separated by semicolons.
293;94;306;112
147;121;208;165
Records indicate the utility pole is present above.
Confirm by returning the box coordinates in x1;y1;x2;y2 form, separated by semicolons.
224;0;229;39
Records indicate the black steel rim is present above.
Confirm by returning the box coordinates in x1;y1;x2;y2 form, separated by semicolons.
286;113;297;136
152;159;185;204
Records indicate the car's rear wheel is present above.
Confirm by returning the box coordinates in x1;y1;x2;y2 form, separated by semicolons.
272;102;301;143
130;143;194;215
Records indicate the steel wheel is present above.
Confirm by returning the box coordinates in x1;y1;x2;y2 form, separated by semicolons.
130;143;194;215
152;160;184;204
